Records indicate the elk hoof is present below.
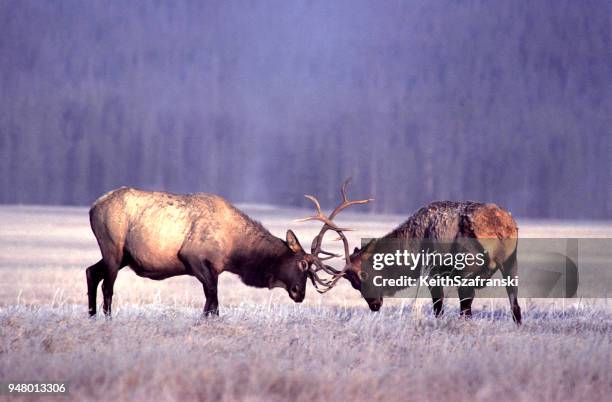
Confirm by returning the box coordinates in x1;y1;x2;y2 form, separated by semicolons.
203;309;220;317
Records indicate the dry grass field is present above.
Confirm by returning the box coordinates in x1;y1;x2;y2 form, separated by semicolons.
1;205;611;401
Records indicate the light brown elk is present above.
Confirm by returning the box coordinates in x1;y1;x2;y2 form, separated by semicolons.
86;187;350;317
301;193;521;324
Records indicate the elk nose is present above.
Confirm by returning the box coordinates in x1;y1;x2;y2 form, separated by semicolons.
290;285;304;303
368;300;382;311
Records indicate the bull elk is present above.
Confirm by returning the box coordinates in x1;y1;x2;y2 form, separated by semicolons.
300;193;522;324
86;187;346;317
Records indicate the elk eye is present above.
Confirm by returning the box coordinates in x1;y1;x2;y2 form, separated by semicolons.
299;260;309;271
358;271;369;281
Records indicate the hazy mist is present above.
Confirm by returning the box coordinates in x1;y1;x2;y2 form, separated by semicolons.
1;0;610;219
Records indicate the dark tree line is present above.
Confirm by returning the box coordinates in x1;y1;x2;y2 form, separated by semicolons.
1;0;611;219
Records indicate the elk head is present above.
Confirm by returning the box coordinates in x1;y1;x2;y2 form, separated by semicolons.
342;245;383;311
265;229;311;302
297;178;378;308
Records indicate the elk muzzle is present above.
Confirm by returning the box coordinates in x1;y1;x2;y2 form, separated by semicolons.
289;283;305;302
366;297;383;311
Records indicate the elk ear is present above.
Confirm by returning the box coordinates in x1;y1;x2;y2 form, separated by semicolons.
353;247;360;254
286;230;304;253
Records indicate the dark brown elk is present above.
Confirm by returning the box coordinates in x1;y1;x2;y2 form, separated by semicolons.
303;199;522;324
86;187;338;317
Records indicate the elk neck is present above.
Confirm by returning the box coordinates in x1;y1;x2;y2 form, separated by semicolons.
225;218;292;288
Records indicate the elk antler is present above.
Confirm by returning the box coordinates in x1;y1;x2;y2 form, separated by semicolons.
297;178;373;293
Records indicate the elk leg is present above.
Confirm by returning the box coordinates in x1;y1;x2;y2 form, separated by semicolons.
501;251;522;325
458;286;475;318
196;260;219;316
102;267;118;317
86;260;105;317
182;255;219;317
429;285;445;317
201;274;219;316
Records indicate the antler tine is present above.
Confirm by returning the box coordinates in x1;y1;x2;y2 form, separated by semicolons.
341;177;351;199
336;231;351;265
295;195;352;231
312;259;344;275
308;271;343;293
317;250;340;257
320;263;343;275
304;259;345;293
304;194;322;215
329;178;374;220
313;249;341;261
314;276;343;294
309;271;335;286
